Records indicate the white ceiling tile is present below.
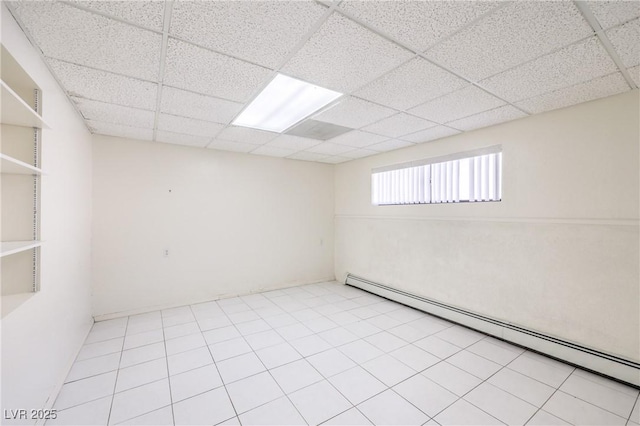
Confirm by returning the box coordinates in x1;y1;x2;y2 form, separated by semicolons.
208;140;260;154
628;65;640;86
401;126;461;144
367;139;414;152
361;113;437;138
515;72;630;114
447;106;527;132
164;38;273;102
606;18;640;68
216;126;278;145
160;87;243;124
266;135;321;151
13;2;161;80
47;59;158;110
312;97;397;129
282;13;413;93
251;146;297;158
307;142;355;156
170;1;327;68
480;37;619;102
425;2;593;82
72;97;155;128
327;130;388;149
87;120;153;141
287;151;331;162
157;114;225;138
341;148;378;159
156;130;211;148
339;1;500;51
354;57;467;110
408;85;506;124
67;1;166;31
318;156;351;164
588;1;640;29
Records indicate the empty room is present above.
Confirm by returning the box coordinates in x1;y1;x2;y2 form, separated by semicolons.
1;0;638;425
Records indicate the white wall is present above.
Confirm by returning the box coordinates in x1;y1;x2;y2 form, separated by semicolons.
91;136;335;318
1;5;93;422
335;90;639;362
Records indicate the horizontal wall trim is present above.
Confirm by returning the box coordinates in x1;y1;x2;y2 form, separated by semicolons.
335;214;639;227
346;273;640;388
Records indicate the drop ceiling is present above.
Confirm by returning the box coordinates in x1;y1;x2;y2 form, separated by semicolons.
6;0;639;164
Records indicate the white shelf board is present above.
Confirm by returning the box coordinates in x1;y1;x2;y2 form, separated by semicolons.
0;240;41;257
1;292;36;319
1;80;49;128
0;153;42;175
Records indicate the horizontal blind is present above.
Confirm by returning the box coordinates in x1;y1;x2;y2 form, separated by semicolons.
371;152;502;205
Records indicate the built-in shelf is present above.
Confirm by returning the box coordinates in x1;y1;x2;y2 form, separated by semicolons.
2;292;36;318
1;240;42;258
1;80;49;129
1;153;42;175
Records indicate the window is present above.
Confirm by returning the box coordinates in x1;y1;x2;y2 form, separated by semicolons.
371;146;502;205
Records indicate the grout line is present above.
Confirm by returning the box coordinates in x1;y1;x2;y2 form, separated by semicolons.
523;368;576;425
151;0;174;142
158;307;176;426
105;316;130;426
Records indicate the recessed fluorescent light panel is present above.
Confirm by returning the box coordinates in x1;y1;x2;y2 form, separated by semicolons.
233;74;342;133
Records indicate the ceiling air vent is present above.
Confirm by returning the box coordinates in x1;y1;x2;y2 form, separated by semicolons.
285;119;353;140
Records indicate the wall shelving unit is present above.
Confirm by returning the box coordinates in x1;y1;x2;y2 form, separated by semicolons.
1;45;49;318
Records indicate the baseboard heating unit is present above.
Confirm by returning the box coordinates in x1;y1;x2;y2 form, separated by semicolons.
345;273;640;388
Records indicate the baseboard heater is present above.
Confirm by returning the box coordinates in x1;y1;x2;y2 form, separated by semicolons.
345;273;640;388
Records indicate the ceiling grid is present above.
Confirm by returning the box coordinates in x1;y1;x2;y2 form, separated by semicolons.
5;0;638;164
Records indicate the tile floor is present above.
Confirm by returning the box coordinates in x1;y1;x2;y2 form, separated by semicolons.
49;281;639;425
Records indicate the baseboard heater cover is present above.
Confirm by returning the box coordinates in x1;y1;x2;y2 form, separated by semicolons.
345;273;640;388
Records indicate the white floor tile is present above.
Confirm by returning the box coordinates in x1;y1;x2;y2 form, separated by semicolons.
423;362;482;396
86;328;127;345
244;329;286;350
304;316;339;333
466;340;521;366
508;353;573;388
560;372;638;418
357;389;429;425
225;371;284;414
239;396;306;425
162;312;196;328
393;374;458;417
255;342;302;369
167;346;213;376
339;340;384;364
123;329;164;351
307;348;357;378
271;359;324;394
54;371;117;410
446;350;502;380
120;342;166;369
366;314;403;331
344;321;382;338
488;368;555;407
46;396;111;425
386;307;425;323
203;325;241;345
329;366;387;405
322;408;372;425
362;354;416;387
126;315;162;336
163;322;200;340
263;313;298;328
173;387;235;426
276;323;314;340
526;410;570;425
289;334;332;357
66;352;121;382
434;399;503;425
227;310;260;324
236;319;271;335
170;364;223;402
115;358;167;393
289;380;352;425
464;382;537;425
216;352;265;384
76;338;124;361
387;323;429;342
318;327;360;347
434;326;485;348
414;336;462;359
110;379;171;425
291;308;323;322
390;344;440;371
197;315;232;331
165;333;206;356
631;397;640;423
351;307;379;320
572;369;639;398
331;311;360;326
209;337;252;362
365;331;408;353
542;391;627;425
116;405;173;425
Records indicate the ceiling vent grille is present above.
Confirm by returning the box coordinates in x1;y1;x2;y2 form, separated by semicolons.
285;119;353;140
